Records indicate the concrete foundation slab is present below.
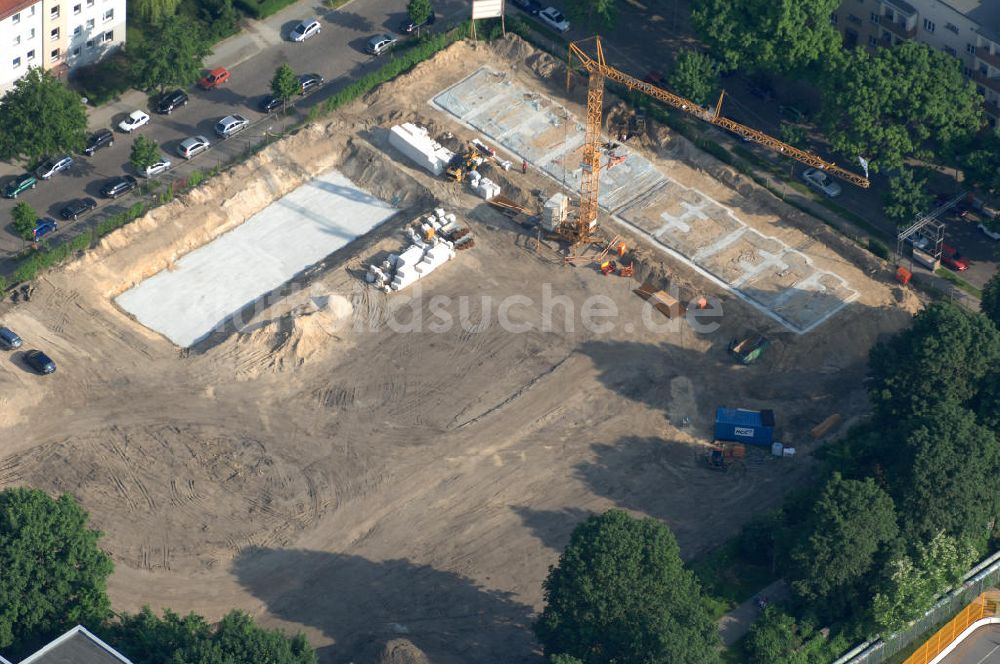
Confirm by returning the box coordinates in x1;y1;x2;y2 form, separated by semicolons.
432;67;858;334
116;170;398;347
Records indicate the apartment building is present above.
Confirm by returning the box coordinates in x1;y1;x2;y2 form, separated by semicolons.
834;0;1000;127
0;0;125;93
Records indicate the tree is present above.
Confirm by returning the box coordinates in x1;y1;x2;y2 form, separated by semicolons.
0;67;87;163
406;0;433;34
883;168;932;226
779;122;807;148
271;64;300;113
534;509;721;664
549;656;584;664
872;533;977;632
744;607;831;664
691;0;841;73
131;0;180;24
818;42;983;173
891;403;1000;544
104;608;316;664
196;0;239;41
868;302;1000;420
11;201;37;241
129;135;161;173
667;50;720;107
566;0;616;29
130;16;211;94
0;489;113;657
789;474;898;612
980;269;1000;330
961;135;1000;197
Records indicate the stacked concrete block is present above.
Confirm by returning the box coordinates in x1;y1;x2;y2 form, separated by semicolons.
388;123;455;176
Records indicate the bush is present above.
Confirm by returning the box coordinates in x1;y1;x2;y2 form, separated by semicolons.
69;52;132;106
868;237;890;260
232;0;296;18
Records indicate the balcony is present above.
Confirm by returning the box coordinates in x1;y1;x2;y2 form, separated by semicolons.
977;46;1000;71
975;71;1000;94
883;19;916;39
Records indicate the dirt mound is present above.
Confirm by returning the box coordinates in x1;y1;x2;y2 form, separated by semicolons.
373;639;432;664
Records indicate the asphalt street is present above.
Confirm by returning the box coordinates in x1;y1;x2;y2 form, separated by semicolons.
941;624;1000;664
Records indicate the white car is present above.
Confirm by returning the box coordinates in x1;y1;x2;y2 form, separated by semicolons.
215;114;250;138
801;167;842;197
539;6;570;32
979;223;1000;241
177;135;211;159
118;110;150;133
291;18;320;42
143;157;171;178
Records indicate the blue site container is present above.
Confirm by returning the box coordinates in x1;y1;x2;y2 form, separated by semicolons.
714;407;775;447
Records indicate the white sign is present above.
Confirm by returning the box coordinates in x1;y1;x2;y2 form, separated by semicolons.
734;427;754;437
472;0;503;19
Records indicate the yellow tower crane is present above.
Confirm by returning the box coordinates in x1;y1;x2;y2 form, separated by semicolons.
561;37;871;245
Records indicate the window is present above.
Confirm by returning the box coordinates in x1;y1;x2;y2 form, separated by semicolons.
12;35;20;46
72;46;80;55
50;48;59;61
868;35;878;46
964;66;974;77
882;30;891;42
27;5;33;14
85;38;94;48
86;0;94;6
830;12;838;25
895;37;903;45
923;18;935;32
73;3;80;13
50;5;59;18
102;8;112;21
945;22;959;34
12;56;21;68
870;11;880;24
50;27;59;40
968;43;977;54
11;12;19;23
978;85;987;96
848;13;862;25
73;25;81;35
944;45;957;56
101;29;112;42
26;49;35;61
885;9;894;21
28;27;34;39
85;18;94;28
981;65;989;75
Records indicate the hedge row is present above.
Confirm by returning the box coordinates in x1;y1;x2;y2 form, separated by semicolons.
232;0;296;19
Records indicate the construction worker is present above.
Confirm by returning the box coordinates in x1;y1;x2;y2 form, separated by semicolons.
521;159;528;174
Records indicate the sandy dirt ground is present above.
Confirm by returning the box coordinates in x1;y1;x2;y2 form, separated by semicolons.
0;37;921;663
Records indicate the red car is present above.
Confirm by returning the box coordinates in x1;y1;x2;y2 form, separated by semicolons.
941;243;968;271
198;67;230;90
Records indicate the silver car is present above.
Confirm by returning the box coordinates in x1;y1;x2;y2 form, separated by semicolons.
291;18;320;42
143;157;172;178
36;155;73;179
801;168;842;198
365;33;397;55
177;136;211;159
215;114;250;138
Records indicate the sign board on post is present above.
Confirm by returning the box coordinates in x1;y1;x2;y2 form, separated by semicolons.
471;0;503;18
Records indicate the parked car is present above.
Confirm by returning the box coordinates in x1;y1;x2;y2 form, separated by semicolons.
32;218;58;240
24;349;56;375
509;0;542;14
801;168;842;198
290;18;321;41
2;173;37;199
100;175;138;199
299;73;324;94
365;33;398;56
940;243;968;271
60;197;98;220
118;110;150;133
156;89;189;114
177;135;211;159
778;104;806;123
215;114;250;138
0;326;22;350
84;129;114;156
539;6;570;32
979;222;1000;241
258;95;282;113
398;10;435;34
142;157;172;178
199;67;230;89
35;155;73;180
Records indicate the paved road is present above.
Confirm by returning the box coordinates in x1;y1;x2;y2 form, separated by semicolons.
717;579;789;646
0;0;469;258
941;623;1000;664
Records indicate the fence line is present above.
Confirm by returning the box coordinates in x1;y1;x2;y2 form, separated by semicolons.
903;590;999;664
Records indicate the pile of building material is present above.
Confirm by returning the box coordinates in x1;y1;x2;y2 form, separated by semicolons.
366;207;472;292
542;193;568;232
389;123;455;176
467;170;501;200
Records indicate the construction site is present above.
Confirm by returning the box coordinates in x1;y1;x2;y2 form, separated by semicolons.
0;36;922;662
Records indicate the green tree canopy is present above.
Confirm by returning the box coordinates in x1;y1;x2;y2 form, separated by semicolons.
534;509;721;664
818;42;983;173
270;64;300;110
566;0;617;29
0;68;87;163
744;607;831;664
883;167;932;227
406;0;433;28
0;489;113;657
891;403;1000;544
961;135;1000;197
104;608;315;664
129;135;161;173
691;0;841;73
131;0;180;24
980;270;1000;331
668;50;720;107
11;202;37;241
789;474;898;611
868;302;1000;420
130;16;211;94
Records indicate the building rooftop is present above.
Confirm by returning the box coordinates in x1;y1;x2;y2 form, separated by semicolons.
941;0;1000;43
0;0;38;22
17;627;133;664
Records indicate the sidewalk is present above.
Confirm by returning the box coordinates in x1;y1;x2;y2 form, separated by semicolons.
718;579;790;647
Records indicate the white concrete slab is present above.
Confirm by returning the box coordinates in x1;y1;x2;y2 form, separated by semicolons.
116;170;398;347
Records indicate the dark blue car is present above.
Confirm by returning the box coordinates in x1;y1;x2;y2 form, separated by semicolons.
33;218;58;241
